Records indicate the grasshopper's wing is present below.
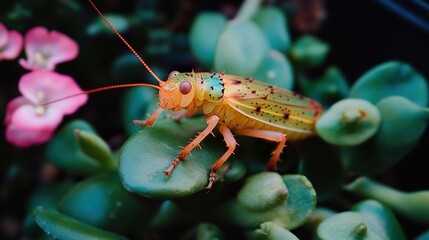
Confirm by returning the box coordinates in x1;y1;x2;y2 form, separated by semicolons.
223;76;322;133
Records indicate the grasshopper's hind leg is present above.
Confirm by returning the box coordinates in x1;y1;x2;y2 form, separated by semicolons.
164;115;220;176
235;129;287;170
205;125;237;190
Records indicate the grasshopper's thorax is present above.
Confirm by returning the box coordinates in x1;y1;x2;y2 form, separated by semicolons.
158;71;225;112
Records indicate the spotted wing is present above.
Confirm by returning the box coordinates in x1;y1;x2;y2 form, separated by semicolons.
223;76;322;133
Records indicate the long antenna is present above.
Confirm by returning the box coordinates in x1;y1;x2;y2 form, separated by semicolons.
42;83;160;106
87;0;164;84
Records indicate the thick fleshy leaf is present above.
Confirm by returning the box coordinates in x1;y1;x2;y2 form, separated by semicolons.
252;50;294;89
46;120;106;176
289;35;329;68
317;212;383;240
345;177;429;225
416;230;429;240
298;138;344;201
341;96;429;175
33;207;127;240
252;7;290;52
147;200;185;230
237;172;288;211
248;222;299;240
223;174;316;230
222;160;246;182
87;14;130;36
119;117;226;198
181;223;223;240
316;98;381;146
300;66;349;108
74;129;116;170
214;20;270;76
111;53;148;84
302;208;337;235
122;87;165;136
349;61;428;106
58;172;154;235
351;200;406;240
190;12;227;67
23;181;75;235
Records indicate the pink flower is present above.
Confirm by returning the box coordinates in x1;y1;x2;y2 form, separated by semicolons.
5;70;87;147
0;23;24;60
19;26;78;71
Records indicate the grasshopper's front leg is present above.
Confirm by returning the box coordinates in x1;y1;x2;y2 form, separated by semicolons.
164;115;220;176
133;107;164;127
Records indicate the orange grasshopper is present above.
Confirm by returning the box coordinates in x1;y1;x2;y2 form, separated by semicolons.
53;0;323;190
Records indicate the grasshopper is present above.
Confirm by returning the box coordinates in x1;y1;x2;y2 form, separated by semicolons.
54;0;323;190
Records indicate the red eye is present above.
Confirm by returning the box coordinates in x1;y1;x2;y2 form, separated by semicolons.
179;80;192;95
168;71;180;79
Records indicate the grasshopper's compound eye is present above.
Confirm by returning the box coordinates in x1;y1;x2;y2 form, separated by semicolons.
168;71;180;79
179;80;192;95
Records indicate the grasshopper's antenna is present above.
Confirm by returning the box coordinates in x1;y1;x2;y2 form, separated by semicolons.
87;0;163;84
42;83;160;106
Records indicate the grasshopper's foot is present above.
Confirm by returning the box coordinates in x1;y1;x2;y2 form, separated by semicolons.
164;155;184;176
204;170;217;192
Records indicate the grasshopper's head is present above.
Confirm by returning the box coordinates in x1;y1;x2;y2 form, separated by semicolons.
159;71;196;111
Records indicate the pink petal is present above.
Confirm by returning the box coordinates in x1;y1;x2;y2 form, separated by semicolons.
0;23;8;48
6;123;55;148
0;30;24;60
18;70;87;115
10;104;63;130
19;26;78;70
4;96;30;125
6;105;63;148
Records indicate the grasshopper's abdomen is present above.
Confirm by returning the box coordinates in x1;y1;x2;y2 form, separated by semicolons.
193;73;322;141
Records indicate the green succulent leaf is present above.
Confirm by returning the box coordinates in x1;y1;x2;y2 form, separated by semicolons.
119;117;226;198
252;50;294;89
33;207;128;240
23;181;75;235
298;139;344;201
317;211;383;240
252;7;290;52
58;172;154;235
341;96;429;175
87;13;130;36
300;66;349;108
237;172;288;211
316;98;381;146
111;53;147;84
147;200;185;230
351;200;406;240
345;177;429;225
74;129;116;171
248;222;299;240
223;174;316;230
215;20;270;76
416;230;429;240
289;35;330;68
190;12;227;67
181;222;223;240
349;61;428;106
46;120;106;176
122;87;165;135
